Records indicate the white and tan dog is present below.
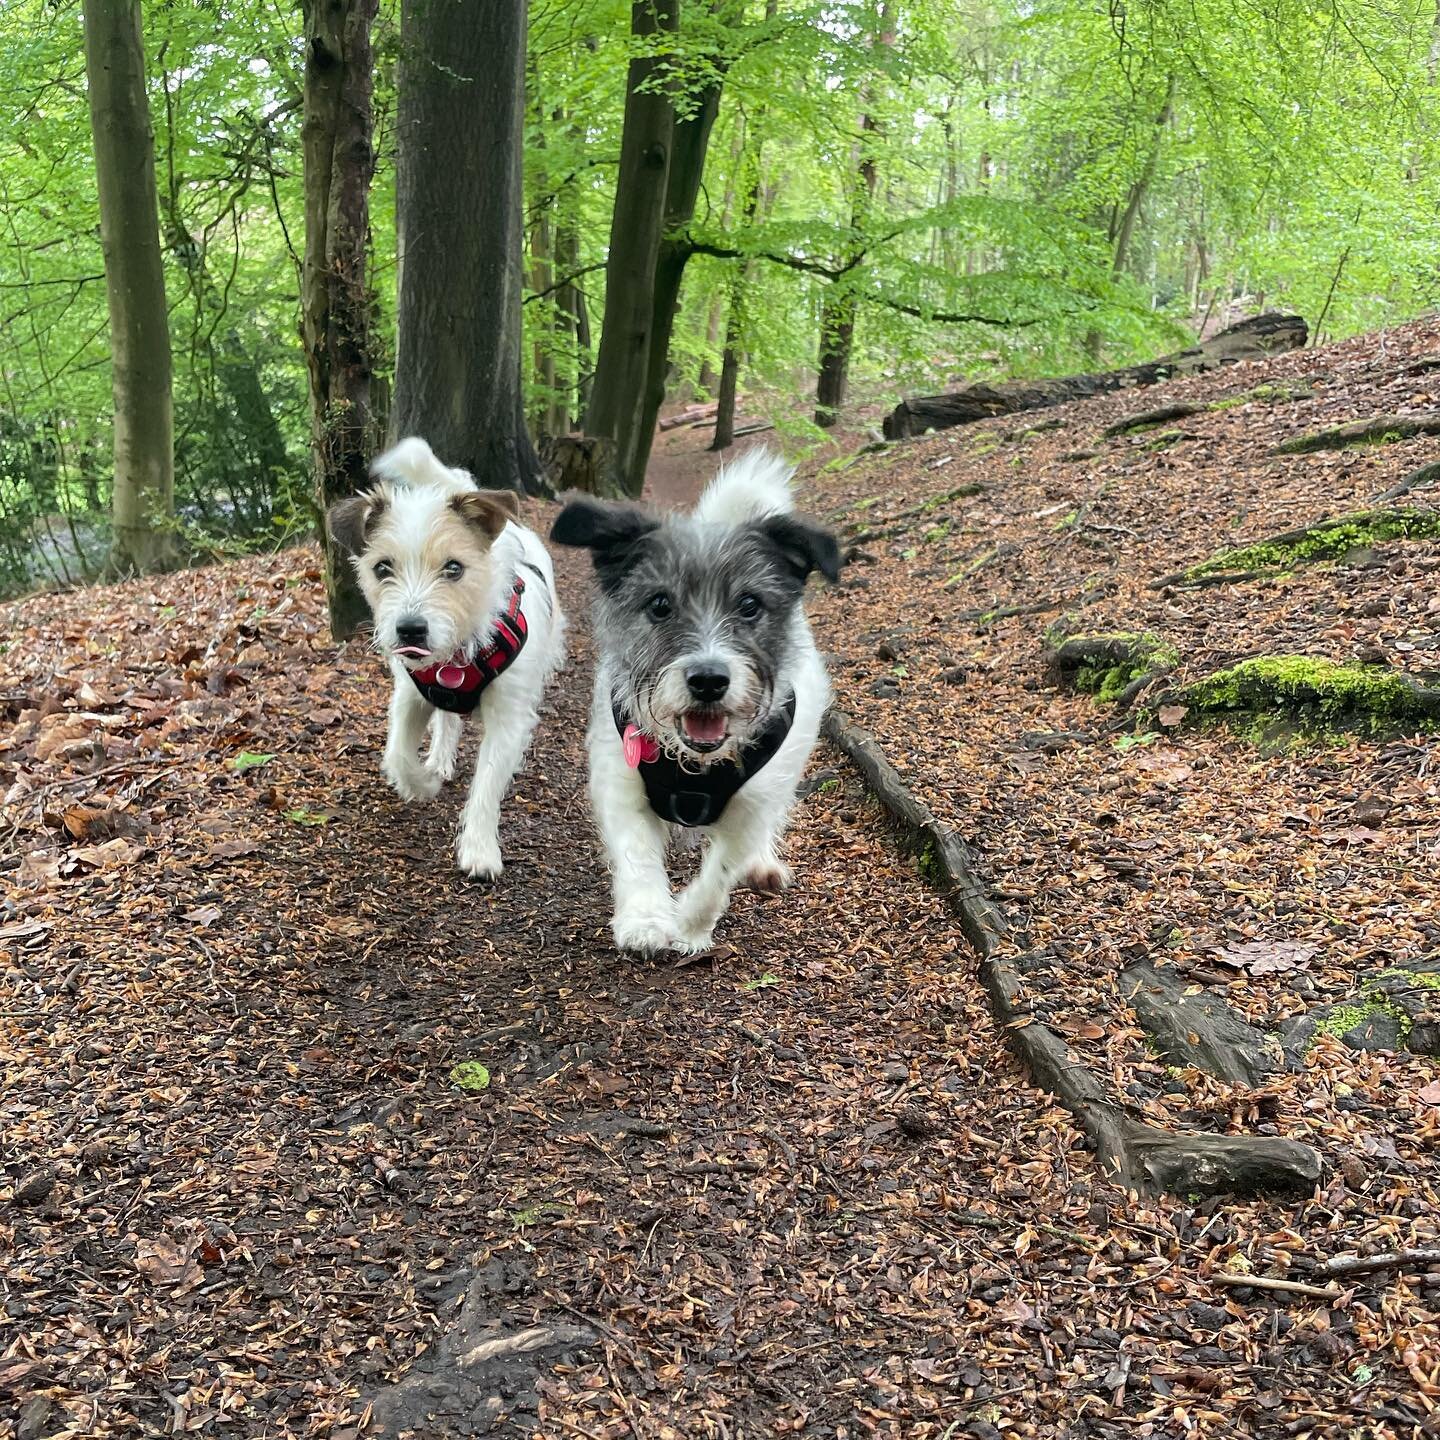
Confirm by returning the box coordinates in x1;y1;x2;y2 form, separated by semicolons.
329;438;565;879
552;449;839;954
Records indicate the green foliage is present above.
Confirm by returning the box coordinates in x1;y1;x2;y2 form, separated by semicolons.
3;0;1440;595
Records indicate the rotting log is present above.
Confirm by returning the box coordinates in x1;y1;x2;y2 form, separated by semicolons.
1044;633;1177;706
1272;412;1440;456
882;314;1307;440
823;709;1322;1198
1122;960;1277;1086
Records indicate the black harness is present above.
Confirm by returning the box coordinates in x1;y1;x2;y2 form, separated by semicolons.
612;695;797;828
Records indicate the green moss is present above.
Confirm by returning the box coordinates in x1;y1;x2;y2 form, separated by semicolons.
1181;656;1440;740
816;778;842;795
1208;383;1313;411
916;841;943;884
921;483;984;512
1312;1000;1413;1045
924;522;951;543
1188;508;1440;579
968;431;1003;457
1056;632;1180;703
1142;429;1185;450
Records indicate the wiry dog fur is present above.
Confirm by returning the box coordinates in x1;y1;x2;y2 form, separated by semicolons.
329;437;565;878
551;449;839;953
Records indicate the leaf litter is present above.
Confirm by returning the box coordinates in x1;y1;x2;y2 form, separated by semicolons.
0;322;1437;1437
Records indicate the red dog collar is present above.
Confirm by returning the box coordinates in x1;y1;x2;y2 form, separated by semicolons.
407;575;528;714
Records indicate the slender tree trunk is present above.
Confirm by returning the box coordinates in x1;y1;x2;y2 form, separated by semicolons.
302;0;378;639
554;214;589;428
632;74;724;487
391;0;540;493
82;0;176;574
712;141;766;451
814;0;894;429
585;0;680;496
1086;74;1174;362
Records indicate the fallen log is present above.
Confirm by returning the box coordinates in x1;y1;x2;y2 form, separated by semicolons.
883;314;1307;440
823;710;1322;1198
659;401;720;431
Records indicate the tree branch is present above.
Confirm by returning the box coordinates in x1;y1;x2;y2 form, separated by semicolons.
524;261;607;306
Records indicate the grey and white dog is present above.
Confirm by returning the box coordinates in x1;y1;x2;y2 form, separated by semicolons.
551;449;840;954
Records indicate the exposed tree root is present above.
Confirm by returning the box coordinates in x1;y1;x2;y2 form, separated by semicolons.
1273;412;1440;456
1044;632;1178;705
1151;505;1440;589
1374;460;1440;502
1104;402;1206;437
1122;960;1278;1086
823;710;1322;1198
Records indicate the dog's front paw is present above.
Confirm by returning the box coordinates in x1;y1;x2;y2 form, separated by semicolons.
424;751;458;784
385;759;442;803
612;911;678;956
671;922;716;955
743;860;792;895
456;828;503;881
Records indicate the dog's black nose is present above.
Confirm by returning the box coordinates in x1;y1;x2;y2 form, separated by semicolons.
685;665;730;703
396;618;429;646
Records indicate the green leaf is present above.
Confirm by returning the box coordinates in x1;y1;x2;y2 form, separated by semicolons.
740;972;782;992
229;752;275;773
449;1060;491;1091
282;807;330;826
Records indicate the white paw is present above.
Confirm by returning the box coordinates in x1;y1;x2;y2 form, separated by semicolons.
385;759;442;803
424;752;458;784
456;828;503;880
744;860;792;894
612;911;679;955
671;922;716;955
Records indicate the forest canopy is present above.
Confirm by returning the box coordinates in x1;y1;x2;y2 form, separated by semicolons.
1;0;1437;593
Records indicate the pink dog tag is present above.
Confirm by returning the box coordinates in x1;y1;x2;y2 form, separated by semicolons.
435;662;468;689
623;723;659;768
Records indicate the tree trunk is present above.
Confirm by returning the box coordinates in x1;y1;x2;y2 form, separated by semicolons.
814;0;894;429
584;0;679;496
553;213;588;431
302;0;378;639
631;75;724;490
391;0;540;494
82;0;176;575
712;141;766;452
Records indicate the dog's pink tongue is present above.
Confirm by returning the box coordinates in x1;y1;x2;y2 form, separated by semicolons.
685;710;727;745
394;645;430;658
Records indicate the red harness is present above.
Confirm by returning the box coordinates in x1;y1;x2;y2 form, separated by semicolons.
407;575;529;715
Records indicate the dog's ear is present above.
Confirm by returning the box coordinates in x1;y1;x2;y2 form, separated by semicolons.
550;495;659;589
451;488;520;540
757;513;843;587
327;490;387;556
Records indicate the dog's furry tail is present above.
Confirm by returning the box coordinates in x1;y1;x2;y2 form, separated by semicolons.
370;436;464;490
692;447;794;525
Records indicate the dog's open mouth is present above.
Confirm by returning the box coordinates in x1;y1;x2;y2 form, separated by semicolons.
680;709;729;753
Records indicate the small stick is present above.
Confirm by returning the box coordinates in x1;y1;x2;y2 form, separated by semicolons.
1211;1272;1342;1300
1316;1248;1440;1279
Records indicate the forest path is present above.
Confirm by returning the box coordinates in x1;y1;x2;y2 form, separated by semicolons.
1;510;1144;1440
5;342;1433;1430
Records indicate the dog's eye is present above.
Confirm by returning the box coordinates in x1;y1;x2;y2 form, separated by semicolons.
737;593;763;621
645;592;673;622
442;559;465;581
373;559;393;580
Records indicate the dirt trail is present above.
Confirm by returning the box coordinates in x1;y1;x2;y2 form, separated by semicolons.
2;355;1435;1435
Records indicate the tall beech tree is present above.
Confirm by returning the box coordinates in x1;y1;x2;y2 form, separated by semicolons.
390;0;539;495
302;0;378;639
81;0;176;574
586;0;736;497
